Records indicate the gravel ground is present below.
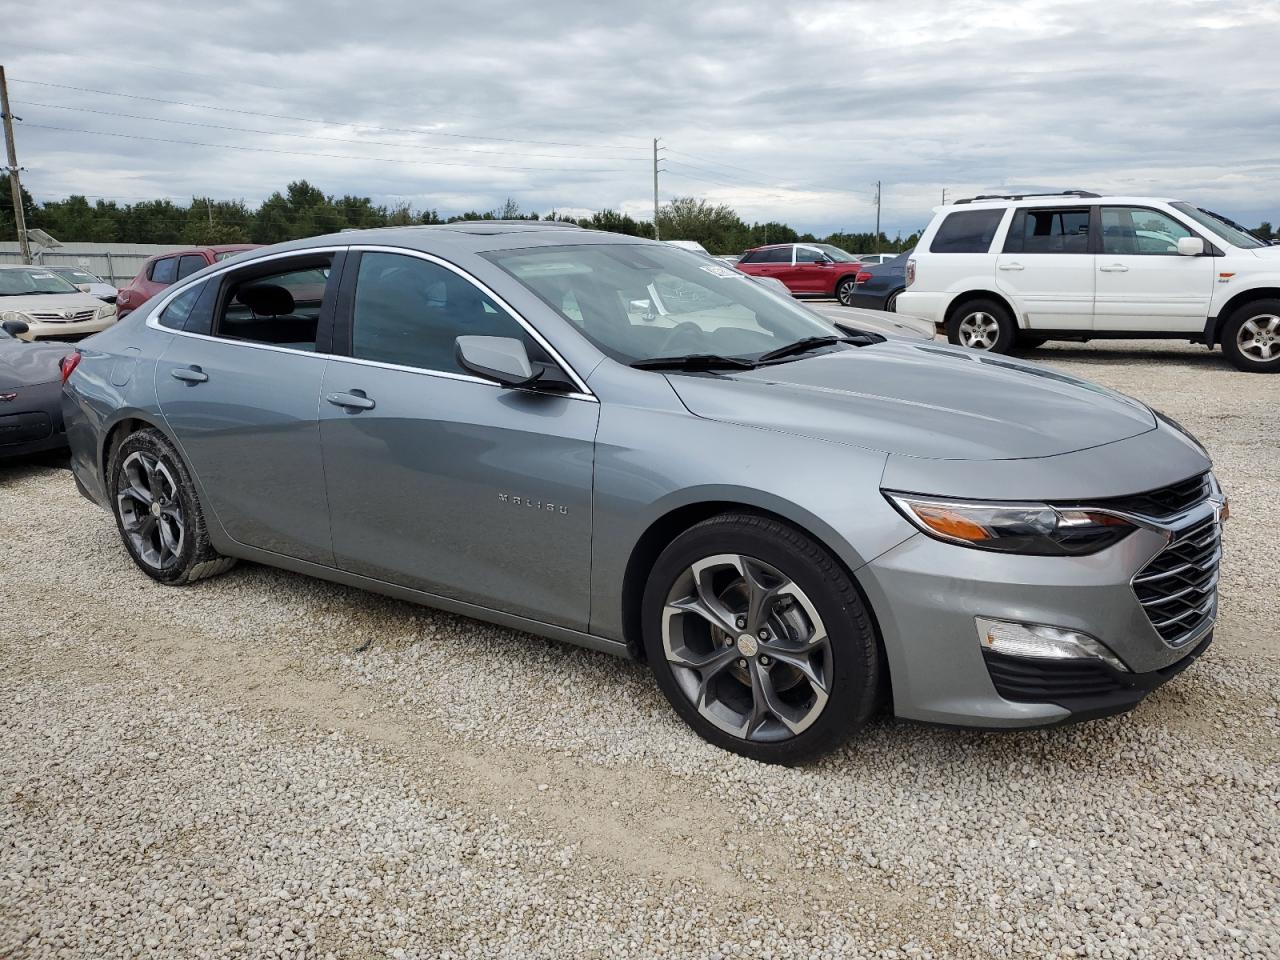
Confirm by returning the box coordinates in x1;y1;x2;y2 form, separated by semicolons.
1;339;1277;959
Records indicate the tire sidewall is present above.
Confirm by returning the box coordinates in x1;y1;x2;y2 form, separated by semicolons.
108;428;202;583
836;276;858;306
886;290;900;313
946;299;1016;354
641;515;878;764
1222;299;1280;373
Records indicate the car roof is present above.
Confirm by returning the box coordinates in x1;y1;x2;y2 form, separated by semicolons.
144;243;259;263
941;195;1178;210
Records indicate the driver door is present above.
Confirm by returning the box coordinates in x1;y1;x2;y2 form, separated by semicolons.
789;246;833;294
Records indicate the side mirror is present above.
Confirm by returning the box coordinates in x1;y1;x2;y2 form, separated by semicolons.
1;319;30;337
456;335;537;387
1177;237;1205;257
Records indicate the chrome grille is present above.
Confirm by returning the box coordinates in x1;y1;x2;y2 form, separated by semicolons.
1133;515;1221;647
1077;472;1210;520
28;308;97;324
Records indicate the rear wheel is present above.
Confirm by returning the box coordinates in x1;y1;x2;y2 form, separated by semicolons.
836;275;859;306
885;290;901;313
109;428;236;584
947;298;1017;354
642;513;881;764
1221;299;1280;373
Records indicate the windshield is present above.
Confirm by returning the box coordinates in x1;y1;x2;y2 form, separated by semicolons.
814;243;860;262
486;243;838;364
1170;202;1266;249
0;268;80;296
51;268;102;283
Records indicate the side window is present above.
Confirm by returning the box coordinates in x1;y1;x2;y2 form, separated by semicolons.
176;255;207;279
929;209;1004;254
158;281;205;330
795;247;823;263
351;252;534;375
762;247;792;263
1101;207;1194;256
149;257;177;284
1004;207;1090;254
739;251;761;264
214;256;334;350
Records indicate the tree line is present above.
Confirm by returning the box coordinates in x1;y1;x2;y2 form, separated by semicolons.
4;175;1275;256
0;177;918;256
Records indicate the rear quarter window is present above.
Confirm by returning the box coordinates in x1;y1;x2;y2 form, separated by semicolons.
150;257;178;284
929;209;1005;254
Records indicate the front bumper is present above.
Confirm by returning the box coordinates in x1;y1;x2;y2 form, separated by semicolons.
19;316;115;343
858;500;1221;728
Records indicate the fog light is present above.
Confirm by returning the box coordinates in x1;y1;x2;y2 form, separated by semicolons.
975;617;1128;672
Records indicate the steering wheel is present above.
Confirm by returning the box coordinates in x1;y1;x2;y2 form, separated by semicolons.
656;321;705;355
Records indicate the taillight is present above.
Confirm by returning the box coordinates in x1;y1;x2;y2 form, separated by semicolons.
855;271;872;284
905;259;917;287
60;353;82;385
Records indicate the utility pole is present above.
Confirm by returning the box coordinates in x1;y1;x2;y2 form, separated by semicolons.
941;187;948;205
652;137;662;241
206;197;214;226
0;65;32;264
873;180;882;254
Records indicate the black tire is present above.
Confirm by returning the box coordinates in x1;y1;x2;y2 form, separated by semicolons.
641;512;881;764
885;290;901;313
108;427;236;585
946;298;1017;354
1220;298;1280;373
1018;333;1048;350
835;275;859;306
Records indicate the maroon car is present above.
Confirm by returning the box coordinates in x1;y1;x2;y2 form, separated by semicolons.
116;244;259;318
735;243;866;305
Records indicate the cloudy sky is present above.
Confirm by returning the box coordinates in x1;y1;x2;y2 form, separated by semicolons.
4;0;1279;236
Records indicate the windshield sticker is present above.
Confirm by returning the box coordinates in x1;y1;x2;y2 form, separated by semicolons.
31;273;57;279
698;264;740;279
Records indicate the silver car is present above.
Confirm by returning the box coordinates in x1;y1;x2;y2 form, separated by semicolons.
63;223;1224;763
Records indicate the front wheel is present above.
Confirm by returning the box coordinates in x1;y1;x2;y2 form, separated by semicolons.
947;299;1017;353
642;513;881;764
835;275;859;306
1221;299;1280;372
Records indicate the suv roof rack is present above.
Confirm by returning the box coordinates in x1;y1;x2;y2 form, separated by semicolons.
953;190;1101;205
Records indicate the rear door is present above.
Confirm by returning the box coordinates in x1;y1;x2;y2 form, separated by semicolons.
994;205;1095;330
154;250;344;564
318;249;599;630
1093;205;1215;331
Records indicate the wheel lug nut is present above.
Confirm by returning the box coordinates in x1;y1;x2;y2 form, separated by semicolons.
736;617;747;629
757;629;769;640
760;656;771;666
737;659;747;668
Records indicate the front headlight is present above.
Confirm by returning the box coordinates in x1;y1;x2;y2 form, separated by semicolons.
96;303;117;320
885;492;1138;556
1;310;34;324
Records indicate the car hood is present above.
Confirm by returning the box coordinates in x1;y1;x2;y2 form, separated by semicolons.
809;303;934;341
1;292;108;312
0;338;66;389
666;340;1157;461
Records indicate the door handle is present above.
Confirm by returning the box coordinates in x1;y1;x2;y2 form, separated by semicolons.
1100;264;1130;272
326;391;376;411
998;263;1024;271
170;366;208;383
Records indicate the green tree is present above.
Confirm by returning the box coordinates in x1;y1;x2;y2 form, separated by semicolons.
656;196;747;253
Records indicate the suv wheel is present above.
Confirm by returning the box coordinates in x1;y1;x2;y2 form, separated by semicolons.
836;275;859;306
642;513;881;764
109;427;236;584
1221;299;1280;373
947;299;1016;353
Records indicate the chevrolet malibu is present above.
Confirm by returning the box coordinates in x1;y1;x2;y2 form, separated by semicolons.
62;223;1225;763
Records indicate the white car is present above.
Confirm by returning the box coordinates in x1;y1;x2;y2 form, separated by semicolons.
46;266;119;303
0;264;119;342
897;191;1280;372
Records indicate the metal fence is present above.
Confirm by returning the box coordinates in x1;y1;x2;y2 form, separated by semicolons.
0;242;196;286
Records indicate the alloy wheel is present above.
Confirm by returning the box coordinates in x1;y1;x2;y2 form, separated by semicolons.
661;554;831;742
837;279;857;305
1237;314;1280;363
117;451;186;570
957;311;1001;349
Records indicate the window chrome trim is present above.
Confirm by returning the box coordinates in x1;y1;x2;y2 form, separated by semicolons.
144;243;597;402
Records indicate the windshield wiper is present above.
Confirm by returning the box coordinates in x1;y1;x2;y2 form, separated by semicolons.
755;335;861;364
631;354;758;371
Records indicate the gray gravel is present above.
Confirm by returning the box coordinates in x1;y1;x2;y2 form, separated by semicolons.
1;338;1277;959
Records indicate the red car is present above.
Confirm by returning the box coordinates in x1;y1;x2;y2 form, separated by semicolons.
735;243;866;305
116;244;259;318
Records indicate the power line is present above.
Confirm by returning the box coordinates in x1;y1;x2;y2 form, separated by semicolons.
9;78;651;154
14;100;648;163
20;123;629;174
666;146;865;198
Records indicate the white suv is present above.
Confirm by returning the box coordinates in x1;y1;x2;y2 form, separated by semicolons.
897;191;1280;372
